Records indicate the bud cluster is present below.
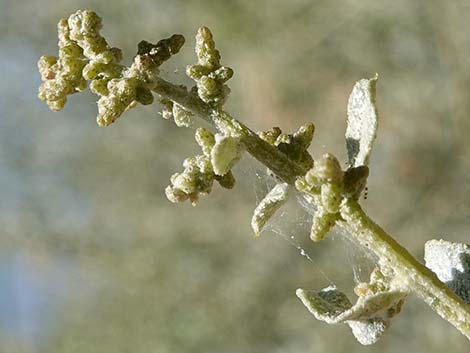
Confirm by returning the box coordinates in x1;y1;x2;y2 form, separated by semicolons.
159;94;194;128
38;10;185;126
259;122;315;171
38;17;89;111
296;153;369;241
95;34;184;126
165;128;240;205
186;27;233;105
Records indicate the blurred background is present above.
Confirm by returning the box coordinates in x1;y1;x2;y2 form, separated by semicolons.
1;0;470;351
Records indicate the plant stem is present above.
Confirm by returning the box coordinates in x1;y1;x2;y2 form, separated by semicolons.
339;198;470;340
152;77;307;183
152;77;470;341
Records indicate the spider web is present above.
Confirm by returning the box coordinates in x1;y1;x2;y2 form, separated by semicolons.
243;157;377;291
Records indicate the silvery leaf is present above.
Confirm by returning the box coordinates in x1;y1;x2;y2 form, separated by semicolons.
424;239;470;303
251;182;289;236
296;269;407;345
211;134;241;175
345;75;379;167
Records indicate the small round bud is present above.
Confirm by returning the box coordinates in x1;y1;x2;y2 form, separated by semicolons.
304;168;321;188
215;171;236;189
172;173;197;195
195;155;213;174
165;185;189;203
314;153;343;183
258;127;282;145
188;26;233;106
37;55;57;80
89;79;109;96
213;66;233;82
293;122;315;148
135;87;154;105
47;97;67;111
186;64;205;80
195;128;216;157
172;104;193;128
295;176;309;193
343;166;369;197
159;98;174;120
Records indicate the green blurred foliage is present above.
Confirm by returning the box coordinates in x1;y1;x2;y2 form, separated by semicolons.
1;0;470;351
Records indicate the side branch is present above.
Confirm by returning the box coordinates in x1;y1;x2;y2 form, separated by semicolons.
151;77;307;184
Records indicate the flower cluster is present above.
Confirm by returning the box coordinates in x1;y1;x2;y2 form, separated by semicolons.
159;95;194;128
165;128;240;205
38;10;185;126
295;153;369;241
259;122;315;171
94;34;185;126
186;26;233;106
158;26;232;127
37;16;89;111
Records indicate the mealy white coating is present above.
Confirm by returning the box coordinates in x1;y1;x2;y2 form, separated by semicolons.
251;182;290;236
296;267;407;345
425;239;470;303
345;75;379;167
211;134;242;176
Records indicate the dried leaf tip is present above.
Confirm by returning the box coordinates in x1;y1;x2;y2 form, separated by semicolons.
137;34;185;66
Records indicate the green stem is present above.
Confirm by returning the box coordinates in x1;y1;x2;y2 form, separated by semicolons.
339;198;470;340
152;77;470;341
152;77;307;183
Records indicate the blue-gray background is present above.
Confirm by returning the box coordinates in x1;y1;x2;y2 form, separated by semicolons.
1;0;470;352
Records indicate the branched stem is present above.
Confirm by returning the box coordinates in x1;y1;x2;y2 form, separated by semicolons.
152;76;470;341
339;199;470;339
37;11;470;343
152;77;307;183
